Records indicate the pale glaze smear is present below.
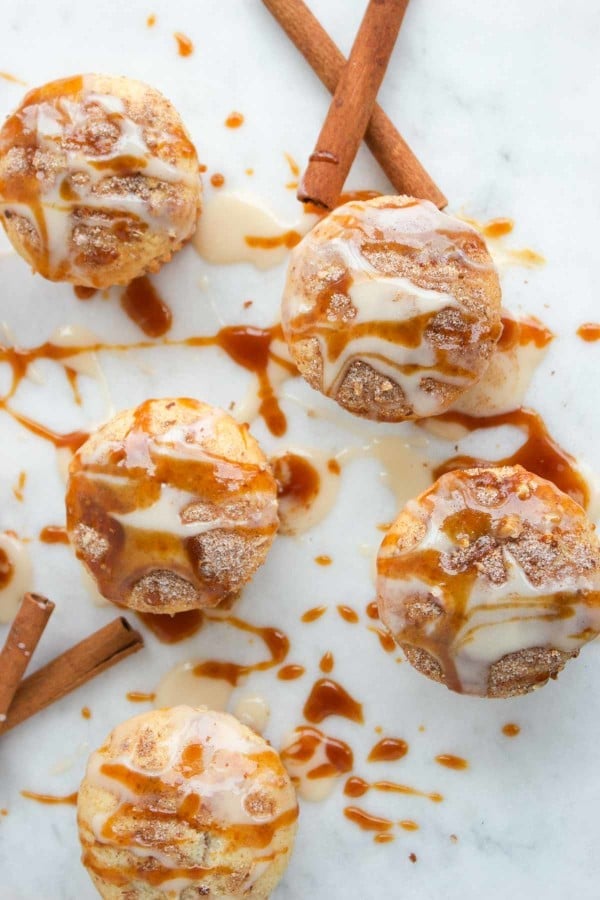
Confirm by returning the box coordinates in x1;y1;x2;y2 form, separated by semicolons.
193;192;317;270
0;74;201;286
377;466;600;697
66;398;279;612
282;196;502;421
0;531;32;623
452;312;553;416
78;706;298;898
155;661;234;712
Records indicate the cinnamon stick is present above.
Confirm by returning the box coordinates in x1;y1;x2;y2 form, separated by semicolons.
299;0;409;209
0;617;143;735
262;0;446;208
0;593;54;722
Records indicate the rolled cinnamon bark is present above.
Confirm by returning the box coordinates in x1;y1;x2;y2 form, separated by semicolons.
0;593;54;722
262;0;446;208
0;617;143;735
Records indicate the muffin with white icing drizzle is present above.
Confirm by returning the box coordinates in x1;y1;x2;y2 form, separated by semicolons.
377;465;600;697
0;74;201;287
65;398;279;613
77;706;298;899
281;195;502;422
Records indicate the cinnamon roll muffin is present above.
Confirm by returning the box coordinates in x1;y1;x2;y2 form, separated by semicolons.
66;398;279;613
77;706;298;898
0;74;201;287
377;465;600;697
282;195;502;422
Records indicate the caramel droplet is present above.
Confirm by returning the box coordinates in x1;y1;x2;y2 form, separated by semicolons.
174;32;194;57
502;723;520;738
435;754;468;771
225;112;244;128
368;737;408;763
577;323;600;343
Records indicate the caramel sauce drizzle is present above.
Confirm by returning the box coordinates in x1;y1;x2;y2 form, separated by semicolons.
174;32;194;56
277;664;306;681
303;678;364;724
125;691;156;703
366;600;379;620
12;471;26;502
81;706;92;719
0;323;295;445
502;723;520;737
192;616;289;686
344;776;443;803
369;626;396;653
0;547;13;589
344;806;393;832
0;72;27;86
138;609;204;644
39;525;69;545
74;286;97;300
431;407;589;509
498;314;554;350
21;790;78;805
245;231;301;250
281;726;353;781
337;605;358;623
225;112;244;128
120;276;173;337
284;154;300;178
482;217;514;238
272;453;320;509
315;554;332;566
435;754;468;771
577;323;600;343
319;651;334;673
301;605;327;623
368;737;408;763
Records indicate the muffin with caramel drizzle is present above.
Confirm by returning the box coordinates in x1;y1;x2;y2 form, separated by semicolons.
0;74;201;287
281;195;502;421
377;465;600;697
66;398;279;613
77;706;298;899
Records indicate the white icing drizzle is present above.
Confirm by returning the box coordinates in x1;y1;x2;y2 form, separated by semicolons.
377;469;600;695
0;531;32;623
282;197;497;418
82;706;297;894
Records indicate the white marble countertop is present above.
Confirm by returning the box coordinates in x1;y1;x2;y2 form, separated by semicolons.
0;1;599;898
